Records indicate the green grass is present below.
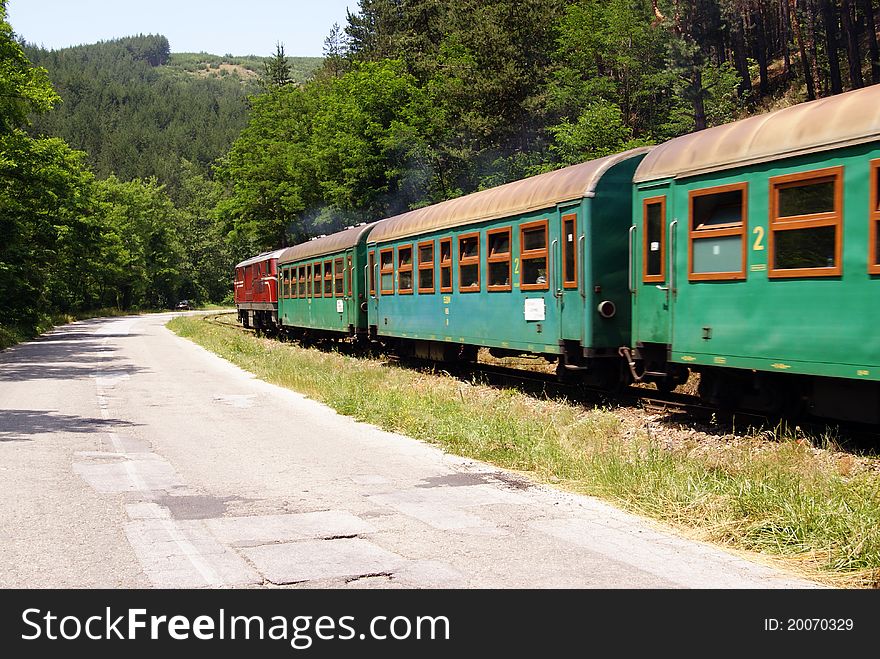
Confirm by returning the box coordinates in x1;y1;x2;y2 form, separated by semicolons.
168;315;880;587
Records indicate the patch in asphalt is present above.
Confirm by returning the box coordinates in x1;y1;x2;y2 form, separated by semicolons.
241;538;406;584
154;494;237;520
415;472;490;488
206;511;376;547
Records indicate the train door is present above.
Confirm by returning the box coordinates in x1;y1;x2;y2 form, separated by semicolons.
633;192;676;350
367;248;378;328
557;210;584;344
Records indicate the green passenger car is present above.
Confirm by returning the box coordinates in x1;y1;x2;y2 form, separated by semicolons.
365;148;650;386
277;223;378;339
629;85;880;421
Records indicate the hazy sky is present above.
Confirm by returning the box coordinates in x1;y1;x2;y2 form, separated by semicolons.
7;0;357;57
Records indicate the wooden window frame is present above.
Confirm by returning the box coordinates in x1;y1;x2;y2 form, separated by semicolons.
397;244;414;295
379;247;395;295
439;238;453;293
768;166;843;278
369;250;376;296
417;240;435;294
334;257;344;296
323;259;333;297
520;220;549;291
642;196;666;283
487;226;512;292
312;262;321;298
284;269;292;299
561;214;578;289
458;232;481;292
688;182;748;281
871;159;880;275
297;266;305;298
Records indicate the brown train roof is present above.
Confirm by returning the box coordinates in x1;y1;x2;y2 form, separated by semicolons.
367;147;652;244
278;222;379;265
634;84;880;183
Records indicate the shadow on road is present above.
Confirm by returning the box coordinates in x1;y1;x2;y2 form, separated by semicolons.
0;409;141;442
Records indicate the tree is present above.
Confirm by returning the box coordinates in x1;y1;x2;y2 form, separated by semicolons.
322;22;350;78
263;42;292;88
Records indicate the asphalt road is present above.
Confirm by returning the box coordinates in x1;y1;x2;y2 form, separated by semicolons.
0;313;820;588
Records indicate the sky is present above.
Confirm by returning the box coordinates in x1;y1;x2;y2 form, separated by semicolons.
7;0;357;57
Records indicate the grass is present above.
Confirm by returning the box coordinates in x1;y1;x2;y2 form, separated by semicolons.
168;315;880;588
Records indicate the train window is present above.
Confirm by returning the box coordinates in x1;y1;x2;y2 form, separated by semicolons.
298;266;306;297
520;221;549;290
418;241;435;293
398;245;414;294
769;167;842;278
290;268;297;299
334;258;344;296
283;269;290;299
312;262;320;297
561;214;577;289
439;238;452;292
347;255;353;296
871;160;880;274
458;233;480;292
369;251;376;296
380;248;394;295
688;183;747;280
487;227;512;291
324;259;333;297
643;197;665;283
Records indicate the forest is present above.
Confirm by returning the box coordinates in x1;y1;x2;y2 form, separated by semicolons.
1;0;879;344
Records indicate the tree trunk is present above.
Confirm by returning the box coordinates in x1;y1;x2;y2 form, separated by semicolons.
790;0;817;99
732;14;753;95
807;0;823;94
753;5;770;94
840;0;864;88
819;0;843;94
860;0;880;84
693;66;706;131
782;0;792;75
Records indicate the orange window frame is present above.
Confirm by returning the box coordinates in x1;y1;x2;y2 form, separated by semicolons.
298;266;306;297
418;240;435;294
369;250;376;296
768;166;843;278
458;232;481;292
561;214;578;289
334;257;344;296
323;259;333;297
397;244;414;295
687;182;748;281
871;159;880;275
642;197;666;283
284;269;291;299
439;238;452;293
379;248;394;295
487;226;512;292
520;220;549;291
312;262;321;297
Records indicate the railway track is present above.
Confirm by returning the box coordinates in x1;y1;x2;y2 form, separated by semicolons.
197;311;880;449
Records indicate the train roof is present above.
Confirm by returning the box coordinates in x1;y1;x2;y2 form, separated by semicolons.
367;147;652;244
634;84;880;183
235;248;286;268
278;222;380;264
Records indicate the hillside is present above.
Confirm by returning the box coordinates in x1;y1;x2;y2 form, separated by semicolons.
23;35;321;199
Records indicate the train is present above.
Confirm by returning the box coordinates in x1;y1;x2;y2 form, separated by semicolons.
234;84;880;425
